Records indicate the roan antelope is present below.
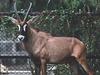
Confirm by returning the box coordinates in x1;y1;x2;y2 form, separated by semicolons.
9;2;94;75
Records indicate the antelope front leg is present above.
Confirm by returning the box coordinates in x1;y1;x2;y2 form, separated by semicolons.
40;59;47;75
34;63;40;75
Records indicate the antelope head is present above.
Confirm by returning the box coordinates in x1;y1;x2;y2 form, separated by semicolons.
9;2;36;41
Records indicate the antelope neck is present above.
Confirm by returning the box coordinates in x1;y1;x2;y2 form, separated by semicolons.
23;26;38;43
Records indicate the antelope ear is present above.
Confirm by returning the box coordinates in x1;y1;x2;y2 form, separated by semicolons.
26;18;33;25
27;16;37;25
9;17;19;25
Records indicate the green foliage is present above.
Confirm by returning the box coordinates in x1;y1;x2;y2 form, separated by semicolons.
0;0;100;74
0;16;17;40
30;10;99;53
55;64;71;75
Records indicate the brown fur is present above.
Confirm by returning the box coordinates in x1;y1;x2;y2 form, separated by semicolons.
9;17;94;75
23;26;94;75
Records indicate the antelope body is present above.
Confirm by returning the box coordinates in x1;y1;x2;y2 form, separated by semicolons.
9;2;94;75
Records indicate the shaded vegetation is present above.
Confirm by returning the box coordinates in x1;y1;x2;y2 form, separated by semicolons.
0;0;100;75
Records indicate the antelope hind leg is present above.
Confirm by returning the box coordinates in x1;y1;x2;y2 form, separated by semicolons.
68;56;85;75
77;56;94;75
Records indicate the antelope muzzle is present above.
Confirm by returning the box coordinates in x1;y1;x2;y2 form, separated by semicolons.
17;35;25;42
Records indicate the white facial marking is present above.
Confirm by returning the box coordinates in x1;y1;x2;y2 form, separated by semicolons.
17;35;25;41
18;25;21;31
23;24;27;31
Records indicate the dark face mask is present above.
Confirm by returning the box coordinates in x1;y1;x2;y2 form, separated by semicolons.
17;24;27;41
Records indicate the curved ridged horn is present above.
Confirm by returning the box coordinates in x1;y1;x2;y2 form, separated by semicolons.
14;2;21;23
23;2;32;23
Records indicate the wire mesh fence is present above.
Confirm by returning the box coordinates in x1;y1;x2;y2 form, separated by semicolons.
0;41;100;75
0;41;58;75
0;41;32;75
0;14;100;75
0;30;99;75
0;58;32;75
